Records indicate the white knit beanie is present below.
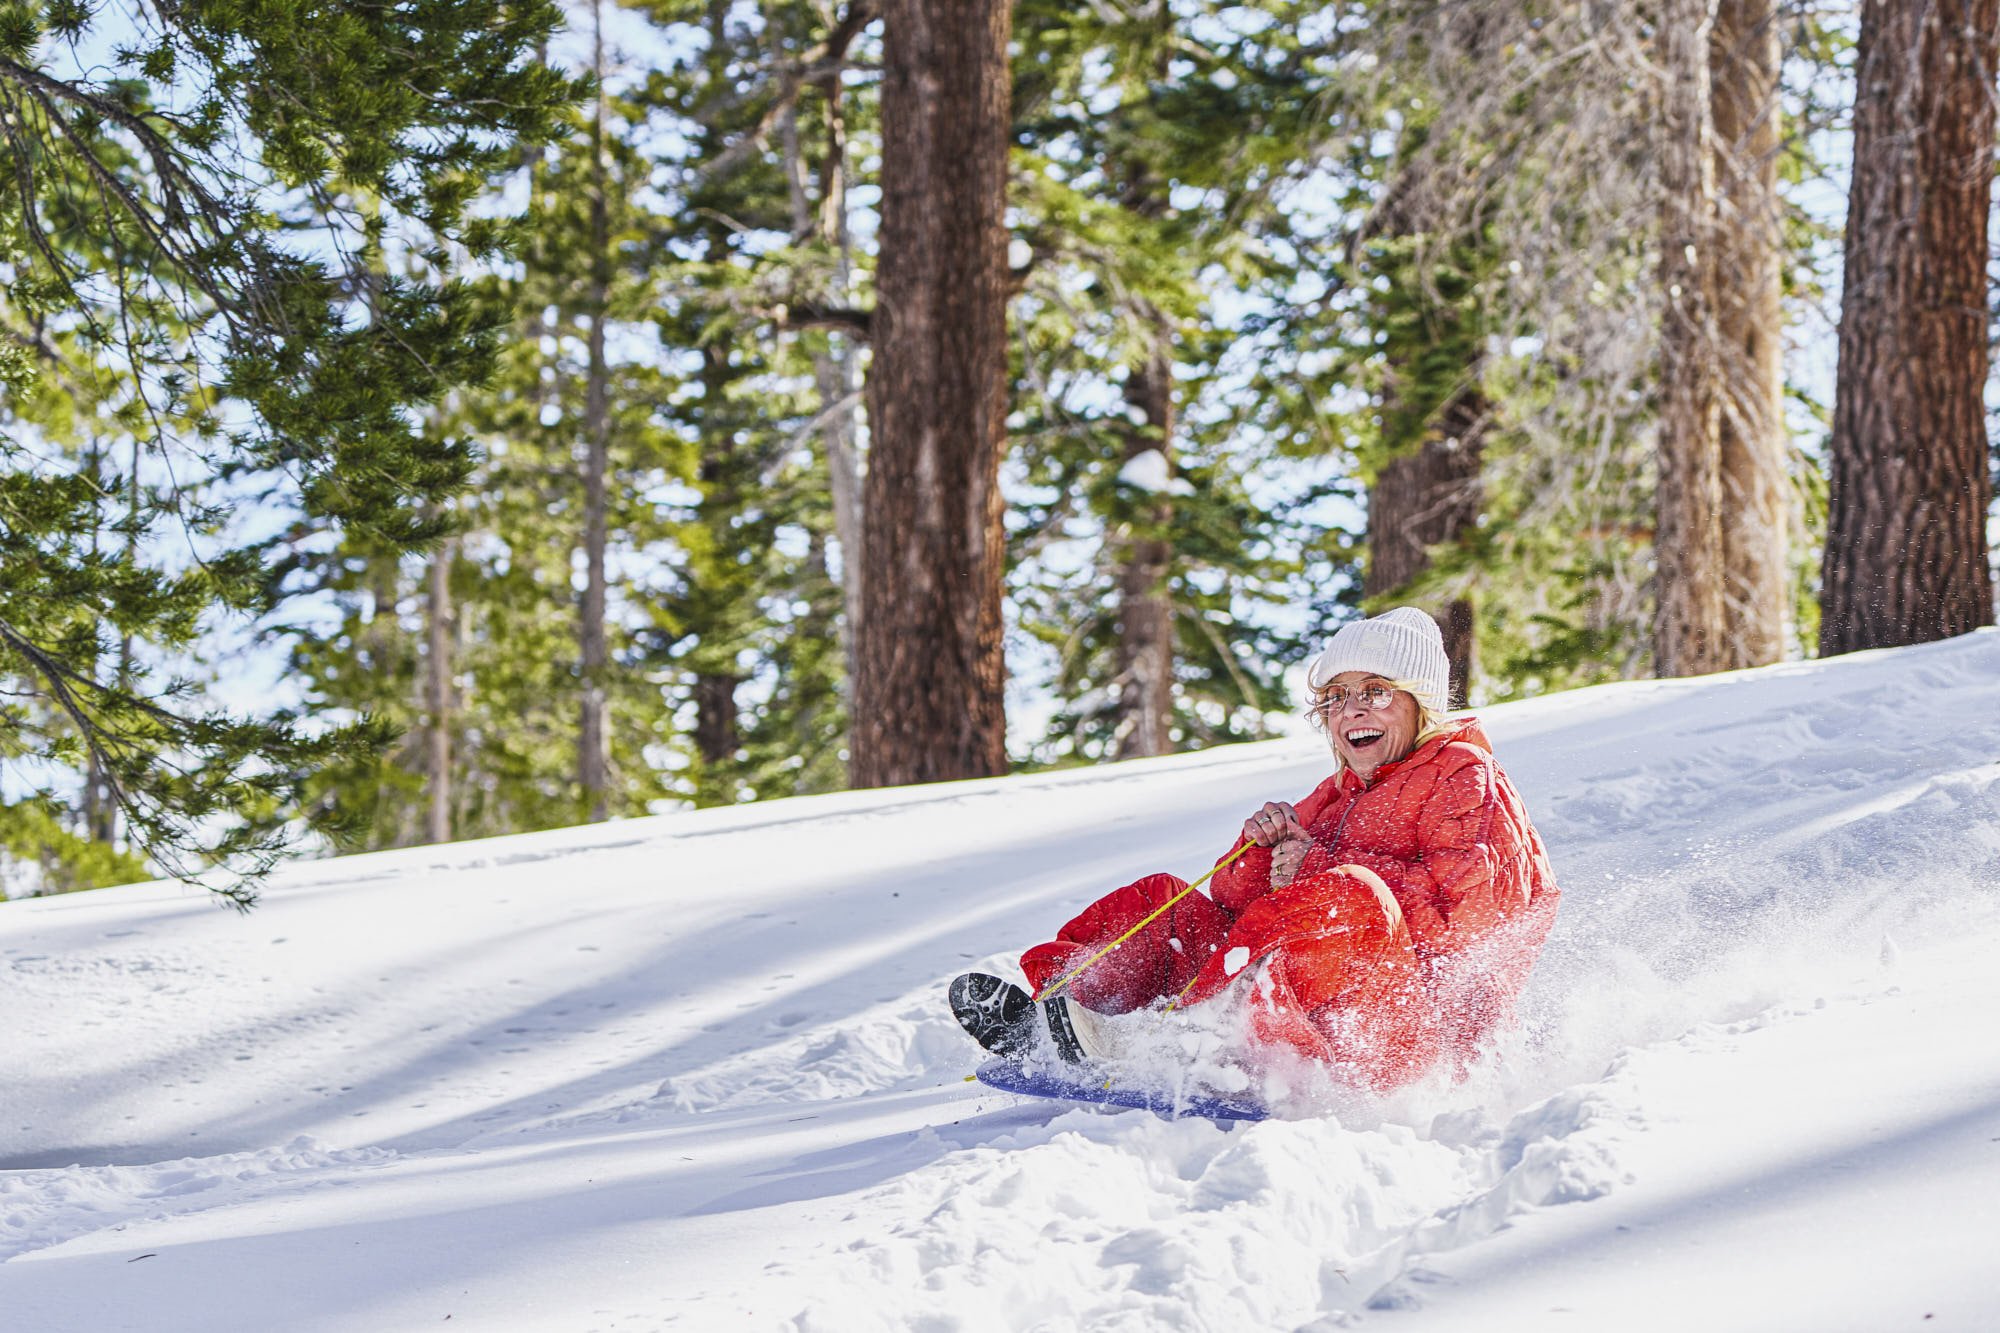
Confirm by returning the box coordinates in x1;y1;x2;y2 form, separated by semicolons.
1304;606;1452;713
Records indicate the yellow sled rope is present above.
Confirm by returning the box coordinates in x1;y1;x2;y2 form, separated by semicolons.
1030;839;1255;1005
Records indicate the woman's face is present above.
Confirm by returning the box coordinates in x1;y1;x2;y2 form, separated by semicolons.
1325;671;1421;781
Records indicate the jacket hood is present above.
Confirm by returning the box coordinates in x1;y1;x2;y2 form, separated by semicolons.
1435;716;1490;754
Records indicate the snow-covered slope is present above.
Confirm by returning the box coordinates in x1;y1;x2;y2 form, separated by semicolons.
4;631;1998;1331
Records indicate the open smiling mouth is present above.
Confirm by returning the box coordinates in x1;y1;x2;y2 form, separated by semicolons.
1344;728;1386;751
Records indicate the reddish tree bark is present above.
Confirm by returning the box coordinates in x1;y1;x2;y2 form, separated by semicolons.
1363;392;1484;705
1710;0;1789;668
1654;0;1729;678
1820;0;1999;652
851;0;1013;788
692;334;741;786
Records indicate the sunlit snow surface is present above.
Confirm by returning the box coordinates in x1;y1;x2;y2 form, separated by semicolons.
4;631;1998;1331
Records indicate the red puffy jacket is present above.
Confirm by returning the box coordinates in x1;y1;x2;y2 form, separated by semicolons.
1021;718;1560;1089
1212;718;1557;962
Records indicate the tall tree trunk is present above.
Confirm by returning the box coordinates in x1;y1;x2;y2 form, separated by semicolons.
1363;392;1485;705
577;3;612;817
362;558;407;842
1820;0;1999;652
692;320;742;785
1114;332;1176;759
1710;0;1789;668
114;441;138;840
1107;38;1178;759
817;83;866;699
820;344;865;688
851;0;1012;789
82;437;128;846
692;670;739;776
1654;0;1730;677
89;634;129;843
424;533;455;846
781;87;866;702
85;436;142;846
83;755;111;844
685;0;743;798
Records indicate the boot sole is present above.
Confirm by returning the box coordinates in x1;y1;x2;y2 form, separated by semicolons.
949;972;1038;1058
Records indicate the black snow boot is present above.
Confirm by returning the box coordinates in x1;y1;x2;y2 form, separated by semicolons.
949;972;1085;1063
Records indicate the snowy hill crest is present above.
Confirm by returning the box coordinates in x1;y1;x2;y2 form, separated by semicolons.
4;630;1998;1330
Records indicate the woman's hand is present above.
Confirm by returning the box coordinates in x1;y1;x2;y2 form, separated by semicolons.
1269;835;1311;888
1241;801;1305;847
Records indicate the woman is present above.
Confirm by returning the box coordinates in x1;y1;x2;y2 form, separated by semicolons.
950;606;1560;1093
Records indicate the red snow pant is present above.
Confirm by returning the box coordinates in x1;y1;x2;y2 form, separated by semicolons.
1019;871;1443;1092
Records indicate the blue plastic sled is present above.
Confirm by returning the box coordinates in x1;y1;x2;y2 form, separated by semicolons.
974;1057;1270;1123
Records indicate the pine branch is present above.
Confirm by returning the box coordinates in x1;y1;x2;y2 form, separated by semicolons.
695;0;881;187
773;300;873;338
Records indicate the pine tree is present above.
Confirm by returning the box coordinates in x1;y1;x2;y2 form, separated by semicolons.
0;315;154;892
290;32;686;848
1;7;575;897
633;0;860;805
1006;2;1345;763
1317;0;1825;698
1350;197;1491;704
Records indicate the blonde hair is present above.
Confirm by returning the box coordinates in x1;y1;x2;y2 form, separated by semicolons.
1304;676;1453;771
